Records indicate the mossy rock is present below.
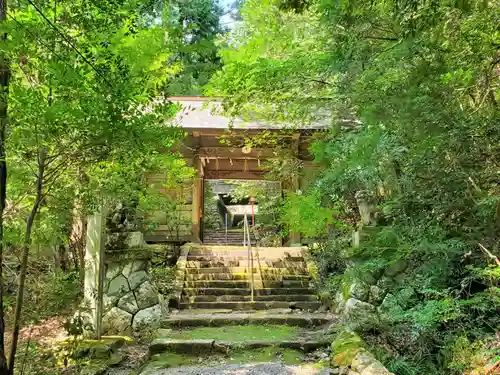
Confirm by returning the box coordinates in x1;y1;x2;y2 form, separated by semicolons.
330;330;365;367
61;336;132;359
107;351;124;366
318;291;332;308
90;344;111;359
79;360;108;375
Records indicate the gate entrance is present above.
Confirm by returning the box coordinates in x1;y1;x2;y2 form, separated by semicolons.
145;97;323;246
203;180;282;246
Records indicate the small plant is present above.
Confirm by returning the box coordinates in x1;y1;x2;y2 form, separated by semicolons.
149;266;176;296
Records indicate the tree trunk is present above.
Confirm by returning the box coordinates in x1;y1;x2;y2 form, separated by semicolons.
8;150;46;374
58;244;68;271
69;169;88;286
0;0;10;371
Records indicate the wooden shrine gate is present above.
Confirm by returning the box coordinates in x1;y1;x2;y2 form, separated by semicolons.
145;97;323;245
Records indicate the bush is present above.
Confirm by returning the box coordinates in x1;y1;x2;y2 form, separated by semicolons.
20;267;81;324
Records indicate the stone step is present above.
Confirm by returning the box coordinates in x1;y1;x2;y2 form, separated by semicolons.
187;245;305;255
183;287;250;296
186;260;241;268
202;235;255;239
180;301;322;311
186;255;305;262
184;273;311;281
186;260;306;269
184;273;251;281
182;287;315;296
150;338;330;355
203;236;255;242
282;280;310;287
181;295;319;303
183;280;310;288
203;231;252;235
162;313;331;328
161;312;332;328
184;267;308;275
184;280;251;288
203;242;257;246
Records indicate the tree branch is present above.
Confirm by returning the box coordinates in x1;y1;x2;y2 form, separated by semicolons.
478;243;500;266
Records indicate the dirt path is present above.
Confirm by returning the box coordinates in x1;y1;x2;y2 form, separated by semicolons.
140;363;333;375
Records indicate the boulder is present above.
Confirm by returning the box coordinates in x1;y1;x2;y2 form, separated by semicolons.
360;364;394;375
352;350;395;374
359;267;384;285
333;292;346;314
351;350;376;372
135;281;160;310
101;307;132;334
368;285;387;306
376;276;394;295
132;304;163;331
342;298;380;332
117;291;140;315
90;344;111;359
128;270;148;290
107;275;130;297
384;259;408;277
348;281;370;301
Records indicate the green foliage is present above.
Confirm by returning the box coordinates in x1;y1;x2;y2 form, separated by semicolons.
279;190;338;238
164;0;225;95
12;268;81;325
210;0;500;372
149;266;176;296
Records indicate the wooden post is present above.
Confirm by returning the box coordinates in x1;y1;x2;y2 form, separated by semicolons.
191;156;203;242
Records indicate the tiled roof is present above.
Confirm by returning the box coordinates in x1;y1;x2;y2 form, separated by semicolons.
169;97;329;130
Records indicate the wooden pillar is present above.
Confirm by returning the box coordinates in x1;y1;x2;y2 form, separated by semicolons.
191;156;204;242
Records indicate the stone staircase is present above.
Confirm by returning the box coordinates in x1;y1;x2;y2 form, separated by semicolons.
203;229;256;246
180;245;320;311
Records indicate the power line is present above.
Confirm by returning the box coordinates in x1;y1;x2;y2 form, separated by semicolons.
7;13;89;85
23;0;113;87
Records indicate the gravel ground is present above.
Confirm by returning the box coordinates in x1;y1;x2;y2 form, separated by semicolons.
140;363;333;375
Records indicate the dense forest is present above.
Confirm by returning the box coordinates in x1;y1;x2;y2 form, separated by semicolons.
0;0;498;374
209;0;500;374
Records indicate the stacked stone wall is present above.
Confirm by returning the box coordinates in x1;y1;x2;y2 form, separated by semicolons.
100;257;164;334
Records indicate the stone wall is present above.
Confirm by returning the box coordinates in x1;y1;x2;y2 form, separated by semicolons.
333;258;408;333
101;257;165;334
331;329;395;375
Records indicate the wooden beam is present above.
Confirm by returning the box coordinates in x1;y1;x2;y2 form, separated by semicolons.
198;146;275;160
204;158;267;173
204;170;269;180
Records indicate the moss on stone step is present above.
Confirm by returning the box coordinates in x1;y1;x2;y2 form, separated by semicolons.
165;324;299;341
180;300;321;311
141;347;307;374
227;347;305;365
